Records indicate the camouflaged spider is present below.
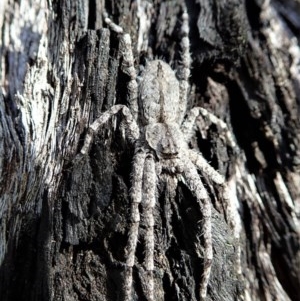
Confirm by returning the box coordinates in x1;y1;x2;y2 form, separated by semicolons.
80;7;238;301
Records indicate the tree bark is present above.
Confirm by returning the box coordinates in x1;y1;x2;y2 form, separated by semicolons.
0;0;299;301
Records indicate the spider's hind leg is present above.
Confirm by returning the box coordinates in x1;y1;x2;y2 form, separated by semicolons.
103;12;139;121
177;6;191;124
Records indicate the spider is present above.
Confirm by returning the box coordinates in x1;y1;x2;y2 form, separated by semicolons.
80;7;238;301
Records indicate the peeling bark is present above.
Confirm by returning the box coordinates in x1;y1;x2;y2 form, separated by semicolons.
0;0;299;301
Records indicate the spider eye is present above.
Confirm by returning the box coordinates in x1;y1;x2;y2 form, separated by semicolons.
161;137;178;156
145;124;179;158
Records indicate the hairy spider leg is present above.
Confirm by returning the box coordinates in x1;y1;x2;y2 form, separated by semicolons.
80;105;139;155
119;34;139;121
182;107;240;232
103;11;124;34
181;107;237;149
188;149;225;185
188;149;236;224
188;149;241;270
164;174;179;201
142;155;157;301
177;7;191;124
104;13;139;121
124;149;147;301
103;11;156;300
181;156;212;300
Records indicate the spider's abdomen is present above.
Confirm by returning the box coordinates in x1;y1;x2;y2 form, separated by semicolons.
139;60;180;125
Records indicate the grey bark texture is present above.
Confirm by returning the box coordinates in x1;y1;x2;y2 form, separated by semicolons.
0;0;299;301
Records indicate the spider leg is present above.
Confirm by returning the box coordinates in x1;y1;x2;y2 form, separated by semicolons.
80;104;139;155
188;149;225;185
181;107;237;150
119;34;139;121
103;11;124;33
188;149;239;231
177;6;191;124
124;149;147;301
142;154;157;301
103;13;139;121
188;149;242;280
180;157;212;300
165;174;178;201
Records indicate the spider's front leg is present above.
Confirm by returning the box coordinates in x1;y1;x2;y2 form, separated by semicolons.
188;150;239;235
142;154;157;301
180;156;213;301
125;150;156;301
181;107;240;233
124;149;146;300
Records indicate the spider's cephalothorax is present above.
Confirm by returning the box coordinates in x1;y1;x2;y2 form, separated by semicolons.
81;7;239;301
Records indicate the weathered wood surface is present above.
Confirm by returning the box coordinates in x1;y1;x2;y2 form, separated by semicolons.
0;0;299;300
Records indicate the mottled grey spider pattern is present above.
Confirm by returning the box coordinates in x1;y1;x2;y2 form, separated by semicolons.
80;7;238;301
